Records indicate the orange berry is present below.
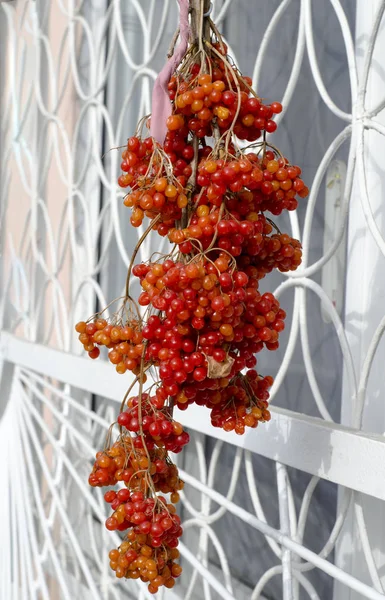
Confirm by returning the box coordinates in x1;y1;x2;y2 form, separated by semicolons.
177;193;188;208
198;74;212;86
216;106;230;120
266;159;279;173
196;204;210;217
109;549;120;561
164;577;176;589
213;80;226;92
154;177;167;192
75;321;87;333
242;114;254;127
181;91;193;105
109;350;122;365
148;584;158;594
171;564;183;577
146;559;157;571
220;323;233;336
251;407;262;419
197;107;212;121
165;184;178;198
245;414;257;428
166;114;184;131
191;99;204;112
175;95;186;109
140;545;153;558
172;422;183;435
170;492;180;504
110;327;121;342
192;86;205;99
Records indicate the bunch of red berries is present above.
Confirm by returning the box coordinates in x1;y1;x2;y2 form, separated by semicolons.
76;14;309;595
89;438;184;496
168;53;282;141
75;317;144;374
106;492;182;592
117;394;190;453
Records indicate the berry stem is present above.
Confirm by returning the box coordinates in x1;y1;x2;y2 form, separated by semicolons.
168;27;180;58
266;218;282;235
190;0;211;47
125;214;162;298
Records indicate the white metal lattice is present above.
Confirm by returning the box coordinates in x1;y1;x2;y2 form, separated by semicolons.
1;1;385;599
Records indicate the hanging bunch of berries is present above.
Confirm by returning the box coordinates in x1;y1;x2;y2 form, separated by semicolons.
75;1;307;594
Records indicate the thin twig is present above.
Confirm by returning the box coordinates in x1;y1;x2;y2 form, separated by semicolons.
125;214;162;297
206;201;225;251
266;217;282;235
168;27;180;57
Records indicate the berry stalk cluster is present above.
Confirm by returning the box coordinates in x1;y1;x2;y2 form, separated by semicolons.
75;9;307;595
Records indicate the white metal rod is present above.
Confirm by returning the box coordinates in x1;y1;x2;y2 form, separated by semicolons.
16;407;74;600
10;414;43;600
178;542;236;600
3;333;385;500
178;468;385;599
0;417;13;600
277;463;293;600
17;401;103;599
18;382;242;600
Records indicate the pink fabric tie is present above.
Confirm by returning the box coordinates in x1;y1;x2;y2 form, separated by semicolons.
150;0;191;144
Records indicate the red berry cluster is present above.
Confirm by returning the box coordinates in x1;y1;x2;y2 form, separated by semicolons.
239;232;302;278
107;492;182;592
75;318;144;375
117;140;308;233
89;438;183;497
116;52;308;233
168;49;282;141
77;16;308;595
109;542;181;592
193;150;307;216
105;489;182;542
209;371;272;433
117;393;190;453
130;259;286;421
